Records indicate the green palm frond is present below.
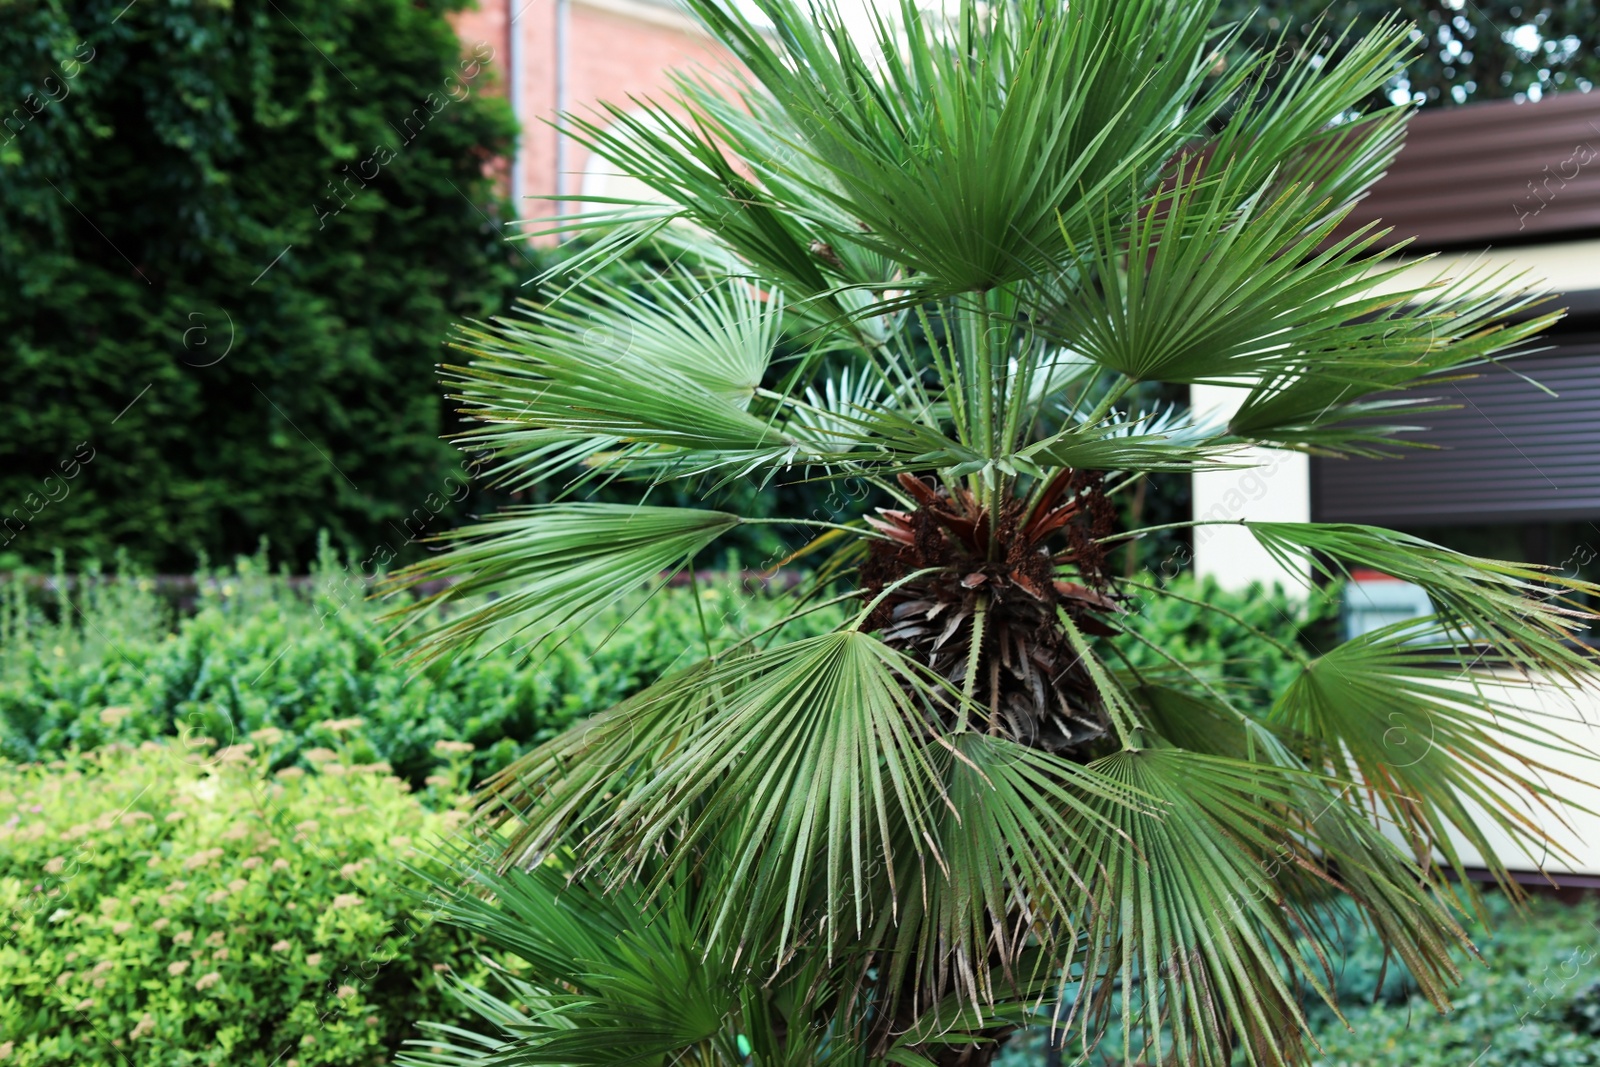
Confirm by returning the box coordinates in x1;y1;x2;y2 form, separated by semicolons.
1271;620;1594;888
398;0;1600;1064
382;504;741;664
553;0;1242;306
403;840;1026;1067
445;276;801;482
1070;746;1467;1067
1228;271;1559;454
1248;521;1598;680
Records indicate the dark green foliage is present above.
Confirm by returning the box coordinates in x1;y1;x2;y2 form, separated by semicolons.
1303;892;1600;1066
0;560;1328;791
1214;2;1600;108
0;0;521;572
998;892;1600;1066
0;550;842;789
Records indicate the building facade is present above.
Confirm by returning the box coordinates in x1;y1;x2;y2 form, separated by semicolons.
1196;91;1600;592
451;0;732;230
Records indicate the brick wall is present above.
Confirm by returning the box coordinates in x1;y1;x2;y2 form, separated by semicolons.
450;0;734;232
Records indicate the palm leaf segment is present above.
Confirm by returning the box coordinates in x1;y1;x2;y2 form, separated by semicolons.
392;1;1600;1064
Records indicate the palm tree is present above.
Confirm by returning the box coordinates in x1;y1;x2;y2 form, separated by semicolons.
391;1;1600;1064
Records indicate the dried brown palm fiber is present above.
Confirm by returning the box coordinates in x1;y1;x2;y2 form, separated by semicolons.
861;470;1124;761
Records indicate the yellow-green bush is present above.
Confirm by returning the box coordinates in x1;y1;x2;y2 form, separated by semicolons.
0;744;484;1065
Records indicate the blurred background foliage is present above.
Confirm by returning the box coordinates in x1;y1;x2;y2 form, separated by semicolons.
1216;0;1600;108
0;0;520;572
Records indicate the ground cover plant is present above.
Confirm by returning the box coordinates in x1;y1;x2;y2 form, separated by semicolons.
388;0;1600;1064
993;892;1600;1066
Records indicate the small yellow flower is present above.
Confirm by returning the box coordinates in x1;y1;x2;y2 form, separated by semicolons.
228;879;248;893
112;921;132;935
274;767;306;781
272;858;290;871
151;918;170;932
431;740;475;755
305;953;323;967
43;856;66;874
98;706;131;727
205;889;228;904
336;984;356;999
173;931;193;946
92;960;114;974
56;971;75;987
271;940;291;952
251;727;286;746
242;856;262;869
204;931;225;948
331;893;362;909
317;717;366;733
0;1039;14;1058
163;811;184;823
195;971;221;991
167;961;189;976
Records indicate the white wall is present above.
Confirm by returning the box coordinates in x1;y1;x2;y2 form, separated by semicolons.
1422;674;1600;877
1190;383;1311;591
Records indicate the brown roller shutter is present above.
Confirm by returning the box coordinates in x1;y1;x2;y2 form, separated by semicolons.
1312;334;1600;525
1339;91;1600;251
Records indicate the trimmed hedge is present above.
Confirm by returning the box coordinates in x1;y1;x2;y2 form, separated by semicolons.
0;552;842;789
0;744;487;1065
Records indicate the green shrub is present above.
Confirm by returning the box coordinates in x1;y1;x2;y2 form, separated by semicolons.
0;552;842;788
1115;573;1343;711
0;564;1332;786
0;744;485;1065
